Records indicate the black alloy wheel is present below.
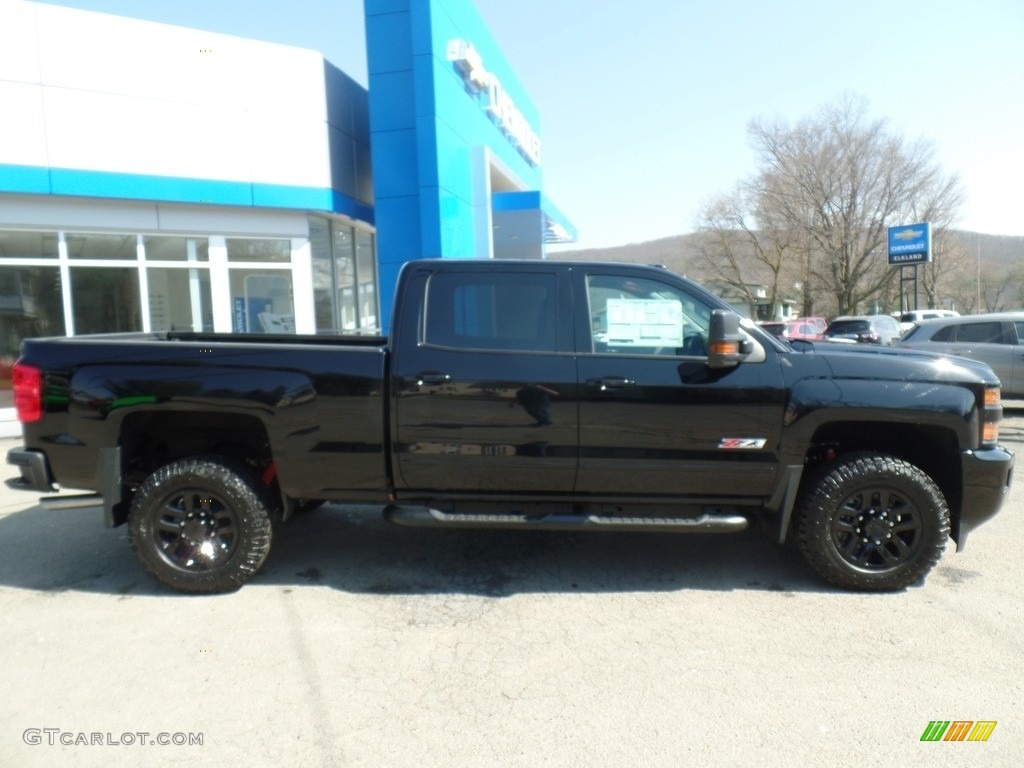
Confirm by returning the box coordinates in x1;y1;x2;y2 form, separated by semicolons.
795;453;949;591
128;457;274;593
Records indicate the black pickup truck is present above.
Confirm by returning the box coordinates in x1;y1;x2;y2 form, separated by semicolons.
6;260;1014;593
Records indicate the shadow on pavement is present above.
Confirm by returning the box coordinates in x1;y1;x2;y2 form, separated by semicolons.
0;499;836;597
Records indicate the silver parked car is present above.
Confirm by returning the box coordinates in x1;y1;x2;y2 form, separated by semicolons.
897;311;1024;397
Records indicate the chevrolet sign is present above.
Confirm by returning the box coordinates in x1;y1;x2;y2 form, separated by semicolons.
888;223;932;265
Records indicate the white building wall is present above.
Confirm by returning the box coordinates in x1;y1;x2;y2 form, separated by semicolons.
0;1;378;436
0;0;335;191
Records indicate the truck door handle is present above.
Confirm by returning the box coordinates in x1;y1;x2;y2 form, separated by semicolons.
416;372;452;385
588;377;636;390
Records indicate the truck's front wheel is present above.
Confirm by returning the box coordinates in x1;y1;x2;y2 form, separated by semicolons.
795;453;949;591
128;457;273;593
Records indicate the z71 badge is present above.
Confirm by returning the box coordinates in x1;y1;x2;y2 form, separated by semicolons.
718;438;767;450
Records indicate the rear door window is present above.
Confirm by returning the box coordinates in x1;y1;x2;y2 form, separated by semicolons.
424;271;559;352
955;322;1005;344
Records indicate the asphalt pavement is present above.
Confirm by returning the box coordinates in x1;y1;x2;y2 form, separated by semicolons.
1;412;1021;768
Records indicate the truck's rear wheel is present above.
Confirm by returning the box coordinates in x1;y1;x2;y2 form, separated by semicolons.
128;457;273;593
795;453;949;591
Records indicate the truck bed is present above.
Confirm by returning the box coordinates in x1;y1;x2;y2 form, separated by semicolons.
16;333;391;502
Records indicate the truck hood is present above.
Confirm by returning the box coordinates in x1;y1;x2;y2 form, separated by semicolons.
784;340;1001;388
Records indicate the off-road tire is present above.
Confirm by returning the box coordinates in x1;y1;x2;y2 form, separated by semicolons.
795;453;949;591
128;457;273;593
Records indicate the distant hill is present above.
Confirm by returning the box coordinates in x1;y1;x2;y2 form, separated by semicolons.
548;233;705;277
550;231;1024;276
956;232;1024;269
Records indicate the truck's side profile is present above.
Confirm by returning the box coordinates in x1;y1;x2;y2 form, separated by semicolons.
7;260;1014;593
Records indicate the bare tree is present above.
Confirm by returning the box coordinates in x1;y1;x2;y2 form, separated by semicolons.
694;189;801;318
949;261;1016;313
917;228;969;310
1013;262;1024;309
982;270;1015;312
747;94;964;315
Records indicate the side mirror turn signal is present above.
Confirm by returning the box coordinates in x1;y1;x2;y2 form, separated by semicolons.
708;310;752;369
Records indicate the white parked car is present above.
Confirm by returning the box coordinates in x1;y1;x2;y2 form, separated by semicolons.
897;309;959;335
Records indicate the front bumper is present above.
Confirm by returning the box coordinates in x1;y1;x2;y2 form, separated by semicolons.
957;445;1014;550
6;448;55;493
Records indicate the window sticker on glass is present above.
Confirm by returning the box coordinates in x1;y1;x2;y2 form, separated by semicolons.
606;298;684;347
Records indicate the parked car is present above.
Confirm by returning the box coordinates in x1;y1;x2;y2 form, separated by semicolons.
793;316;828;333
759;320;825;341
897;309;959;335
823;315;902;345
897;311;1024;397
783;320;825;340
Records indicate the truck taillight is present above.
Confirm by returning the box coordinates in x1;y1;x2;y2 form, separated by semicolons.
12;363;42;423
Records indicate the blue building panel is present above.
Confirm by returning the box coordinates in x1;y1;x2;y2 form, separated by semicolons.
428;1;540;128
253;184;333;210
365;11;416;75
492;190;542;212
324;63;358;139
366;0;410;14
375;196;423;259
418;190;477;258
366;70;418;132
436;192;479;257
49;168;254;207
412;52;440;121
371;129;421;198
255;184;373;221
365;0;574;329
0;164;51;195
420;118;483;204
326;127;359;199
0;163;375;222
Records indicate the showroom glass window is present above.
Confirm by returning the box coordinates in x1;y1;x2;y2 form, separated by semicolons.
309;217;379;333
226;239;294;333
70;267;141;334
0;231;66;409
143;236;212;332
65;233;142;334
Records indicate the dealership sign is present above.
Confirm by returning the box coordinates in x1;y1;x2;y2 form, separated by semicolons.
446;39;542;166
888;223;932;265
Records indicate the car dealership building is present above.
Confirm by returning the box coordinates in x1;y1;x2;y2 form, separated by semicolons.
0;0;575;433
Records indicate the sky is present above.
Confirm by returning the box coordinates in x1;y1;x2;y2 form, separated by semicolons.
32;0;1024;251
